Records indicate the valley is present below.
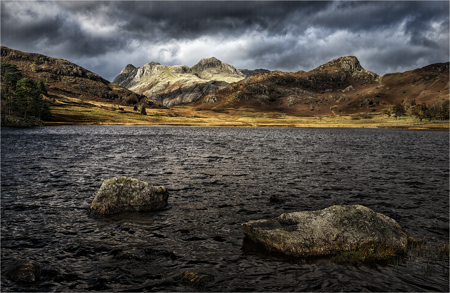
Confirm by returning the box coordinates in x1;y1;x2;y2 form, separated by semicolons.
46;95;447;129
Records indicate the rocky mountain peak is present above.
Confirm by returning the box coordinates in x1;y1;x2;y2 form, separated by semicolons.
120;64;136;74
315;56;363;73
143;61;162;69
114;64;138;85
191;57;239;73
192;57;222;70
190;57;243;80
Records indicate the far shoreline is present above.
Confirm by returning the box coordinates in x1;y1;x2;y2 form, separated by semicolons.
40;120;449;130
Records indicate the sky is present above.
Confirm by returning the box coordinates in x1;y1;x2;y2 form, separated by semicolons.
1;1;449;82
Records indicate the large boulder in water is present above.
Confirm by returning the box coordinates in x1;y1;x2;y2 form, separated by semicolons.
241;205;407;257
88;177;169;215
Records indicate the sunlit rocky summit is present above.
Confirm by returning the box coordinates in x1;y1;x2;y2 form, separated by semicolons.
113;57;246;106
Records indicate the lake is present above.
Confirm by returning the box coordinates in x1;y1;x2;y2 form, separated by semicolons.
1;126;448;291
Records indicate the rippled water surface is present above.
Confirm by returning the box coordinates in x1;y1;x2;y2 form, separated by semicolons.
1;126;449;291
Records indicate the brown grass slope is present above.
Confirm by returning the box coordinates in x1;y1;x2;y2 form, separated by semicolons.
1;46;164;108
192;56;449;117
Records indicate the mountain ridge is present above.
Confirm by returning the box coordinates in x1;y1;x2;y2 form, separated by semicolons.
0;46;163;108
113;57;246;106
194;55;449;117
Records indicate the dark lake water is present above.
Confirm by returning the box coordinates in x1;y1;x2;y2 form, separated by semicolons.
1;126;449;292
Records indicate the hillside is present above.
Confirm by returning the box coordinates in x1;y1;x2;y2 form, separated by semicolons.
193;56;449;117
1;46;163;108
113;57;245;106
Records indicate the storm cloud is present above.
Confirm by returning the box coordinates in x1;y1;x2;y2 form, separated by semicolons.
1;1;448;81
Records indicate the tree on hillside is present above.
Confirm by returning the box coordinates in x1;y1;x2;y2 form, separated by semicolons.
426;101;449;121
1;62;22;115
426;102;441;121
37;77;47;96
140;105;147;115
401;99;413;117
412;103;428;121
439;100;449;120
392;104;406;120
15;78;51;120
382;106;393;117
15;78;40;118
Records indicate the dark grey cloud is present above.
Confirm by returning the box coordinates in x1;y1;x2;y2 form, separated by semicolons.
1;1;448;81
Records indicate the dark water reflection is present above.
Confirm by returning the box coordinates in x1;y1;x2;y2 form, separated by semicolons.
1;126;449;291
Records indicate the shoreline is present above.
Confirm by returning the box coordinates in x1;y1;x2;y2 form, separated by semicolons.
40;120;449;130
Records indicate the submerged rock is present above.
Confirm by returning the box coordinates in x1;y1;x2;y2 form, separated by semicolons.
241;205;407;258
269;194;286;203
179;271;214;288
88;177;169;215
1;260;41;282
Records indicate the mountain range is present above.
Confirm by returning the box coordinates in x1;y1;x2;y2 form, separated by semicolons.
113;57;247;106
115;55;449;116
2;46;448;119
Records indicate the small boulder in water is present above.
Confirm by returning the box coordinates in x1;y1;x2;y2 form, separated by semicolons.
179;271;214;288
88;177;169;215
241;205;408;258
1;260;41;282
269;194;286;203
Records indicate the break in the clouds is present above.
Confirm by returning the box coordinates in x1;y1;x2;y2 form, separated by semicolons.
1;1;449;81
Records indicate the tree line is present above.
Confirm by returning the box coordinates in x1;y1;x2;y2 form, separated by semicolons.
383;99;449;121
1;62;51;120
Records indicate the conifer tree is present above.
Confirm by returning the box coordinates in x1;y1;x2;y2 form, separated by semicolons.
15;78;48;119
140;105;147;115
1;62;22;115
37;77;47;96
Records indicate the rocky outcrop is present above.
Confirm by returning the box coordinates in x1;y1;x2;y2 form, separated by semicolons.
340;85;355;92
88;177;169;215
303;56;379;90
112;64;137;85
239;68;270;77
241;205;408;258
191;57;243;79
113;57;245;106
1;260;42;282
